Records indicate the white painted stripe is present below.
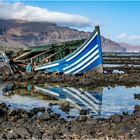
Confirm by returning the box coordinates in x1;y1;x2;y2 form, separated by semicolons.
66;98;82;110
84;91;100;104
64;49;99;74
35;63;59;71
73;54;99;74
63;88;97;112
66;32;98;62
63;44;98;71
35;86;59;97
69;87;98;110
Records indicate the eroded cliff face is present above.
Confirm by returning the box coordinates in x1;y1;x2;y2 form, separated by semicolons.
101;36;126;52
0;19;126;52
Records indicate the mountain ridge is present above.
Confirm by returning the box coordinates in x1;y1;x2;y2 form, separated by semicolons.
119;42;140;52
0;19;126;52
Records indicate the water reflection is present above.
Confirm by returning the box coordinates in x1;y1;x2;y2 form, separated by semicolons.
35;85;102;116
1;83;103;117
0;83;140;118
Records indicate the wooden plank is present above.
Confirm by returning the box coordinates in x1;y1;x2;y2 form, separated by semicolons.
14;52;31;60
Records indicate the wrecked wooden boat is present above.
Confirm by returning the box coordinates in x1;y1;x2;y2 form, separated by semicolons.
35;26;103;74
1;26;103;74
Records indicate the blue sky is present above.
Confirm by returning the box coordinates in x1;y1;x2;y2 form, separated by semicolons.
1;0;140;45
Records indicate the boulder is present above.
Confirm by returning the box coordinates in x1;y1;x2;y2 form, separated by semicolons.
39;112;51;121
3;83;14;92
30;107;45;116
14;127;31;138
134;94;140;100
60;101;70;112
77;115;87;122
110;115;122;123
80;109;87;115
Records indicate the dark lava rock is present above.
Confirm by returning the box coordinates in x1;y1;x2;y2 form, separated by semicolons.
39;112;51;121
42;133;53;140
0;103;140;139
133;105;140;117
121;116;130;123
60;101;70;112
80;109;87;115
47;108;53;114
0;75;3;81
0;108;7;119
32;128;42;139
49;102;59;106
134;105;140;112
30;107;45;116
3;83;14;92
134;93;140;100
2;66;11;76
0;103;6;108
5;131;18;139
77;115;87;122
8;109;29;120
110;115;122;123
14;127;31;138
44;94;58;100
51;113;61;119
27;124;42;139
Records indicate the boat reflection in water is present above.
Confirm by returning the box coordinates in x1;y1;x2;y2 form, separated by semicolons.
2;83;103;117
35;84;103;117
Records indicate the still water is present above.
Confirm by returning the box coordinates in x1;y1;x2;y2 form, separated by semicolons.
0;83;140;118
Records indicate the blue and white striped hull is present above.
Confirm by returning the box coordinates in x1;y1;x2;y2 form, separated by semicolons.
35;26;103;74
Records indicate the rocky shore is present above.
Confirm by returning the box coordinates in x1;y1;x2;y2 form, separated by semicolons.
0;64;140;139
0;64;140;88
0;103;140;139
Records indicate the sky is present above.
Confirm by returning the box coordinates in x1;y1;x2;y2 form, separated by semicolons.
1;0;140;45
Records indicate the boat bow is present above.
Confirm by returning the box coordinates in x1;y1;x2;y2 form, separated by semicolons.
35;26;103;74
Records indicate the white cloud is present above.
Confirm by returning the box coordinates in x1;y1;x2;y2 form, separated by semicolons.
129;35;140;40
0;2;92;28
116;32;126;39
116;32;140;45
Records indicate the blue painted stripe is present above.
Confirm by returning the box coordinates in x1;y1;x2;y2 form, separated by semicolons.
74;55;101;74
46;35;100;73
35;28;102;74
64;49;99;74
72;54;100;74
66;32;98;62
35;32;99;71
63;44;98;71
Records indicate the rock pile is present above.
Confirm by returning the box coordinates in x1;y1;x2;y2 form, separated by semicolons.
0;103;140;139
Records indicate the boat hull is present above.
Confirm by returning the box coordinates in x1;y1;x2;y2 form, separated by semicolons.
35;26;103;74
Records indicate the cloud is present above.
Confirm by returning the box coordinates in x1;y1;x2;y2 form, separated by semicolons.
116;33;126;39
0;2;92;28
116;32;140;45
129;35;140;40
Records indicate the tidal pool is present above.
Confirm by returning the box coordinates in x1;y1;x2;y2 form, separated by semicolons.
0;83;140;118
